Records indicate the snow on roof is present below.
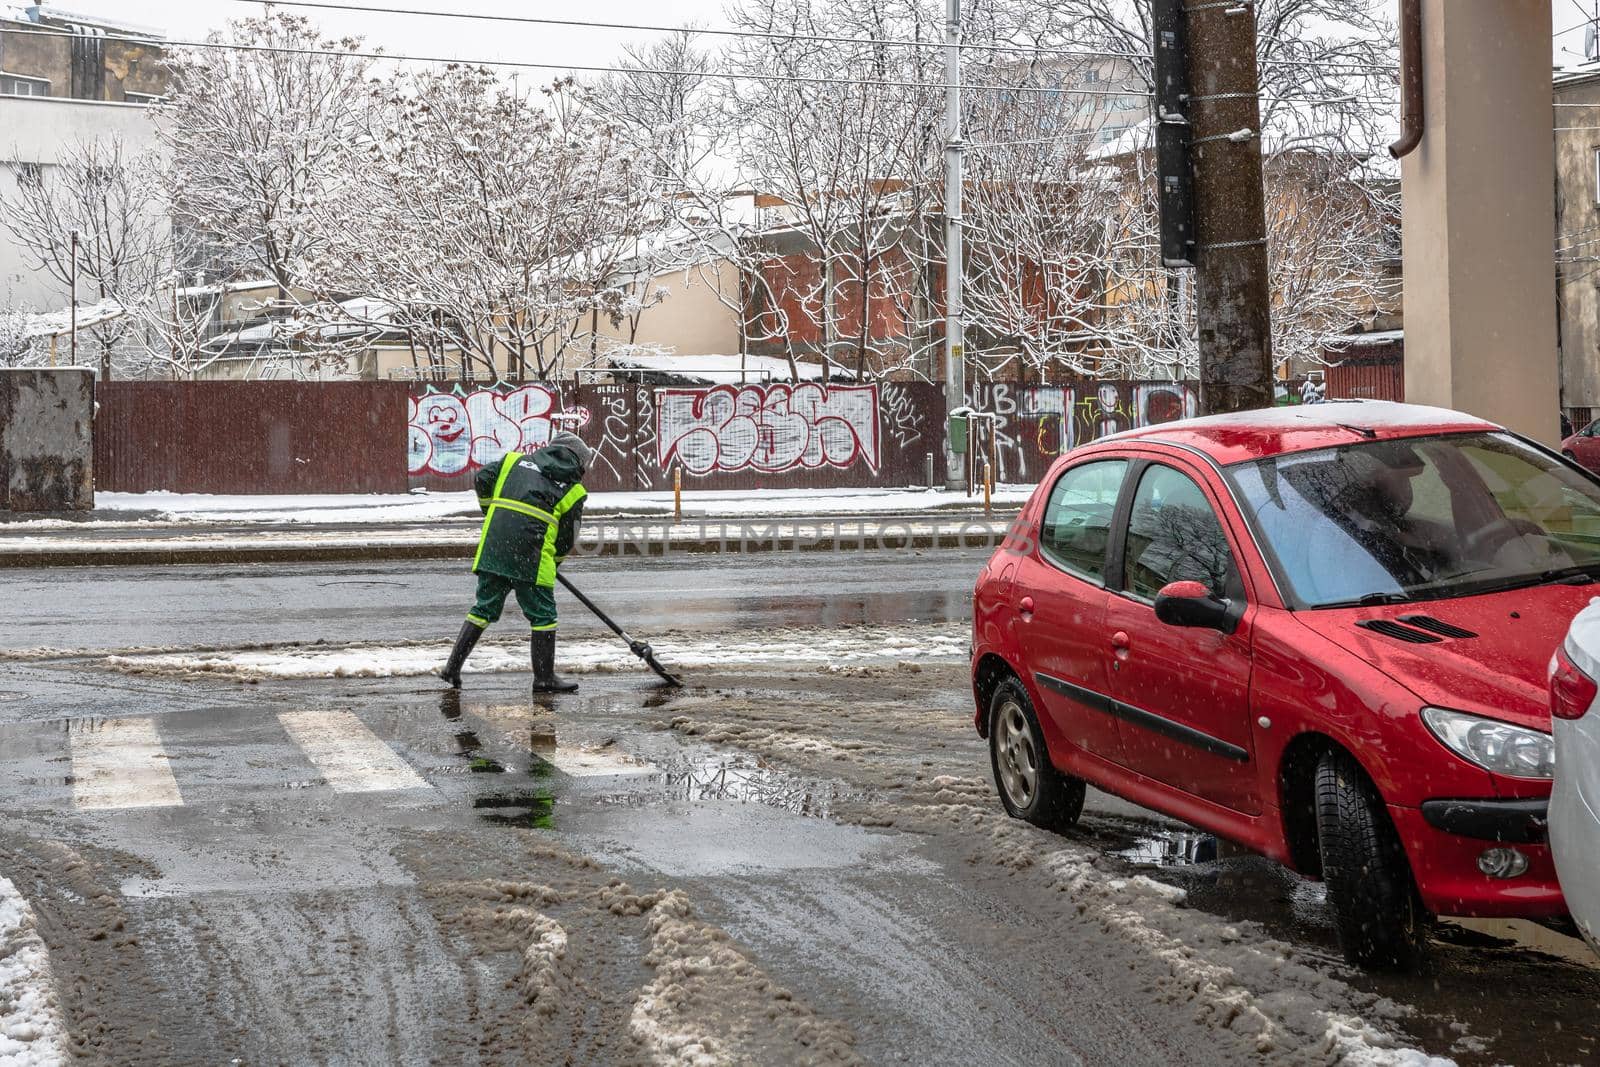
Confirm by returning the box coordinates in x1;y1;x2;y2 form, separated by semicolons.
210;297;398;346
22;300;124;339
22;4;165;38
175;278;279;297
605;351;847;385
1322;328;1403;347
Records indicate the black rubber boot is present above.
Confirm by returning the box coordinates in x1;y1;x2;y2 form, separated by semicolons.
438;621;483;688
530;630;578;693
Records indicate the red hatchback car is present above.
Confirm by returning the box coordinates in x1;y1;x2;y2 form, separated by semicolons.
971;401;1600;969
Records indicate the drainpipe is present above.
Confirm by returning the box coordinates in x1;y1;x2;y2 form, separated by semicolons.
1389;0;1423;158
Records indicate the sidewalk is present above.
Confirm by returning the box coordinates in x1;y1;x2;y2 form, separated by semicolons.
0;487;1026;567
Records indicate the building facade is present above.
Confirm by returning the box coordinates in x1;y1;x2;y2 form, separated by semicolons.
0;6;167;314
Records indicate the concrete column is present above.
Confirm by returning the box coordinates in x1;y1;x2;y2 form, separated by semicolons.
1401;0;1558;443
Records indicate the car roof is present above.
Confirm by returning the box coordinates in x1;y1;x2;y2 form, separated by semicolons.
1094;400;1502;466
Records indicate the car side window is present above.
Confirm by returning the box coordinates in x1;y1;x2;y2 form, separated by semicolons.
1123;465;1242;601
1040;459;1128;583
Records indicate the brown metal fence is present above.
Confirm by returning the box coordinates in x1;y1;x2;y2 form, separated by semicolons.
95;377;1218;495
95;382;411;494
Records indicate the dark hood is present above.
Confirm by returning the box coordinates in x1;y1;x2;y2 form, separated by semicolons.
533;443;585;484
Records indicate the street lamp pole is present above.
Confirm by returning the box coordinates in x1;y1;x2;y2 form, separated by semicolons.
942;0;965;490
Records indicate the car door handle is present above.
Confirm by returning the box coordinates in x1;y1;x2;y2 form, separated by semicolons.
1019;596;1034;619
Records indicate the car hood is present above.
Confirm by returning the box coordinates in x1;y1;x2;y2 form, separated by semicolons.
1291;584;1600;732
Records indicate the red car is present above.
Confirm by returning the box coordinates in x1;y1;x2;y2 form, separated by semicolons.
1562;418;1600;472
971;401;1600;969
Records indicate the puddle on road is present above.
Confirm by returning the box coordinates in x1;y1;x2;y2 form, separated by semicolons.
1115;827;1218;867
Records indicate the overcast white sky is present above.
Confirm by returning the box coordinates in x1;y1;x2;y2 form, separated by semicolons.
47;1;732;74
35;1;1600;75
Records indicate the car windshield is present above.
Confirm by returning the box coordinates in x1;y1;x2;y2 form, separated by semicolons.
1225;432;1600;609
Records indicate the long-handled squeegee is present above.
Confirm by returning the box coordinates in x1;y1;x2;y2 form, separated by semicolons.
556;573;683;687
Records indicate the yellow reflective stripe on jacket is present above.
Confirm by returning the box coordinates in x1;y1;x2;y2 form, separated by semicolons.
488;498;557;525
536;483;588;587
553;483;587;516
472;452;522;572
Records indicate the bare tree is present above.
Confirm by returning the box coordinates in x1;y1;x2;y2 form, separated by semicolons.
307;67;666;382
159;11;372;301
720;0;944;380
0;138;165;378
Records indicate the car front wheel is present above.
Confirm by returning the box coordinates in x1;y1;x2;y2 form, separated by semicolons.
1315;750;1429;970
990;678;1085;832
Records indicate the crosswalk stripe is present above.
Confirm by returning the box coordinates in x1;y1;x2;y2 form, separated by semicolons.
278;710;430;793
71;717;183;810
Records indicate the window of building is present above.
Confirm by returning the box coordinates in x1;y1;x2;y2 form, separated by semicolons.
0;72;50;97
15;162;45;188
1594;147;1600;205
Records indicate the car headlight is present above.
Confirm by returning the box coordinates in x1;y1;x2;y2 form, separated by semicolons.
1421;707;1554;780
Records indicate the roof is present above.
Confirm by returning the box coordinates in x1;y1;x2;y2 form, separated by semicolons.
1093;401;1500;466
22;299;124;339
605;351;849;386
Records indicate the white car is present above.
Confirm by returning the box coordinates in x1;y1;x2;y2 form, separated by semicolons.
1549;599;1600;954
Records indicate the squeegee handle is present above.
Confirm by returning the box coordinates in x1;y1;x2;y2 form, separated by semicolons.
555;572;630;641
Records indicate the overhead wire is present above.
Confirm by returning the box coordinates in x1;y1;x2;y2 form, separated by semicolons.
225;0;1401;76
0;25;1146;96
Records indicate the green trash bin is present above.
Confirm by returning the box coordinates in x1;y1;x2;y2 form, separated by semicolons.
947;412;969;454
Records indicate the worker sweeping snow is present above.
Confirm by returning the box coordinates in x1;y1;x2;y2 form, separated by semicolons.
438;430;592;693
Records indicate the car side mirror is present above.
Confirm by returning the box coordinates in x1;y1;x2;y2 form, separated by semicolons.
1153;580;1239;634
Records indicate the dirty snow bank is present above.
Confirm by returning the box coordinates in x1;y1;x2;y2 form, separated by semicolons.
657;697;1464;1066
103;625;966;681
0;874;69;1067
629;888;859;1066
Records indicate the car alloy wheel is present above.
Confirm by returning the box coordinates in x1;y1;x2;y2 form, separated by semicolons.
994;697;1039;809
988;677;1086;831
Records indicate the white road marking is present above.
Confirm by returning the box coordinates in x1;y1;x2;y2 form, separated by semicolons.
279;710;430;793
70;717;183;810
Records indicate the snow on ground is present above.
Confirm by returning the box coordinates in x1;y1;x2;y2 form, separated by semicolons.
0;874;69;1067
86;486;1030;525
104;624;967;680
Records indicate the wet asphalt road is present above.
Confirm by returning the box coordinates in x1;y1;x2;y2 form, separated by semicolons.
1;548;983;652
4;551;1600;1064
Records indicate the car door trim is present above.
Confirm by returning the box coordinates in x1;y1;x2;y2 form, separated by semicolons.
1033;670;1251;763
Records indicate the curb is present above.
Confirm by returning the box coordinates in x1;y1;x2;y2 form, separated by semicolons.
0;521;1016;569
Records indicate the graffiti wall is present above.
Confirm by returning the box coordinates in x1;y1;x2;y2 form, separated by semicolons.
656;383;881;476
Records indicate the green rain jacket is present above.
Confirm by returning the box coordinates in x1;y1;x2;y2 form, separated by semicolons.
471;444;588;587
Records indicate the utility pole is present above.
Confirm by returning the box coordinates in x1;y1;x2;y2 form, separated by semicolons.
942;0;966;489
1182;0;1274;413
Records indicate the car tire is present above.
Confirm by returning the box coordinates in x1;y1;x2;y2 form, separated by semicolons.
1315;750;1429;970
989;677;1085;832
